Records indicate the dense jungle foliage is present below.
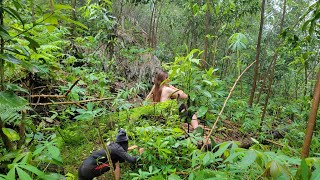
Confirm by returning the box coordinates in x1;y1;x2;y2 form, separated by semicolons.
0;0;320;179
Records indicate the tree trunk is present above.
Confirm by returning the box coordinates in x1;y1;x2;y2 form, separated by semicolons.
248;0;266;107
31;0;35;21
17;110;26;148
212;40;218;70
304;61;308;96
71;0;76;37
0;0;13;151
191;20;197;49
261;0;287;122
50;0;55;13
0;0;4;90
202;1;210;68
119;0;124;30
256;58;274;104
301;70;320;158
149;0;157;48
154;0;164;48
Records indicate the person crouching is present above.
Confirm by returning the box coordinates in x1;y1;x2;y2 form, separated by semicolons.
78;129;143;180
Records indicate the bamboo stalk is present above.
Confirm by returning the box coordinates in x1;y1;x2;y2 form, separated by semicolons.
201;61;256;151
264;139;284;147
30;98;112;106
65;78;80;97
29;78;80;98
28;95;66;98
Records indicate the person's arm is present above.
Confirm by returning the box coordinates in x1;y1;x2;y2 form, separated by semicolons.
145;85;155;100
128;145;138;151
114;162;120;180
115;146;137;163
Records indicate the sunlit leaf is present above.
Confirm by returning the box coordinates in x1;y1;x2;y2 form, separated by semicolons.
2;128;20;141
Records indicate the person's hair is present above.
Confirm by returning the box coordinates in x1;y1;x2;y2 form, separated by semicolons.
153;70;168;102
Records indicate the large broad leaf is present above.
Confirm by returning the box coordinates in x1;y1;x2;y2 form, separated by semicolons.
43;14;58;32
311;166;320;180
228;33;248;51
269;161;281;178
300;158;309;180
16;167;32;180
239;150;257;169
6;167;16;180
2;128;20;141
203;152;214;166
197;106;208;118
168;174;181;180
213;142;232;158
48;145;61;160
20;164;45;178
0;91;28;109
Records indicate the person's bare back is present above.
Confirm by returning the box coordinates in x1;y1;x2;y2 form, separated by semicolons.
160;86;188;102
